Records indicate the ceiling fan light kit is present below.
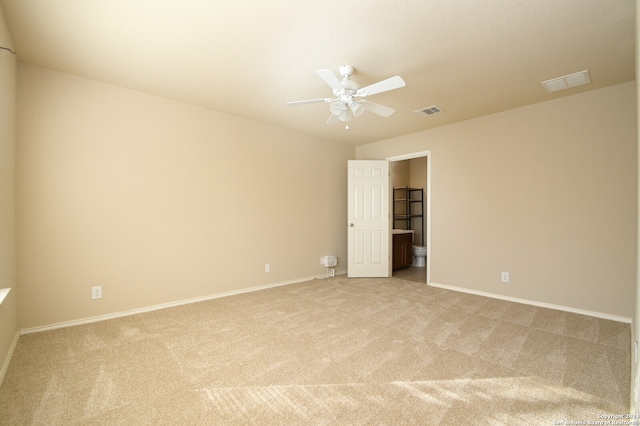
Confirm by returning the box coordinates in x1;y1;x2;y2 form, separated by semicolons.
329;101;343;116
350;101;365;117
288;65;406;125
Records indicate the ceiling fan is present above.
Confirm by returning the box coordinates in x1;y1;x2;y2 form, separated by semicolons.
287;65;406;124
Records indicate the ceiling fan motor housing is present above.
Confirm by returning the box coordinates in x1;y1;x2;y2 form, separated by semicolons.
335;78;360;117
339;65;354;79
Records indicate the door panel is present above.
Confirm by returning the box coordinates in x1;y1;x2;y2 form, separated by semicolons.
348;160;390;277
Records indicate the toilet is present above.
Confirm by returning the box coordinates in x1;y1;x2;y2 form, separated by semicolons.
412;246;427;267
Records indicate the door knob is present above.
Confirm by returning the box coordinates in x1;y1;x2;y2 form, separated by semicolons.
349;223;354;227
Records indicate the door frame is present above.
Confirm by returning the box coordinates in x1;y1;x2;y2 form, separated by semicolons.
386;151;431;285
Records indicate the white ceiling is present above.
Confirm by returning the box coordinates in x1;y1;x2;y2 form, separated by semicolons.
0;0;635;145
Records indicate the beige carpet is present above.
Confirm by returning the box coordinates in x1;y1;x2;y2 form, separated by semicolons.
0;276;631;425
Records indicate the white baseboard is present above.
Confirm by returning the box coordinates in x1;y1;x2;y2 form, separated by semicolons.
429;282;631;323
24;276;623;335
21;275;320;335
0;330;20;387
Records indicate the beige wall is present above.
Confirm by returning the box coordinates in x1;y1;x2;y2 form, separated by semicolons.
358;82;637;319
409;157;427;190
632;0;639;412
391;161;410;188
391;158;427;246
16;63;354;329
0;3;18;380
409;157;427;246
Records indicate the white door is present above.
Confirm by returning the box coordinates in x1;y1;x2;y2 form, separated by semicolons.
347;160;390;277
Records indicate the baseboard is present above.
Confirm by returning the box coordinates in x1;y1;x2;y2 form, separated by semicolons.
21;275;320;335
0;330;20;387
24;275;622;335
429;282;631;323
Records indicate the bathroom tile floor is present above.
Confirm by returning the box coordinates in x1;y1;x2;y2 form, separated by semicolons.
392;265;426;283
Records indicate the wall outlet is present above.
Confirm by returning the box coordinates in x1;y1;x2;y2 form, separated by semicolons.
265;264;270;272
91;286;102;299
501;272;510;283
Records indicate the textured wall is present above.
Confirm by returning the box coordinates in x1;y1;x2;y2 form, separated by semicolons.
0;2;18;382
358;82;637;319
16;64;354;329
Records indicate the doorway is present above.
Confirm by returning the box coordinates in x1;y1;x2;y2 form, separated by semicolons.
387;151;431;284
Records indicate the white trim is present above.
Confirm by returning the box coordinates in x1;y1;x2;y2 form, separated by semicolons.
21;275;318;335
430;282;631;323
0;330;20;387
386;151;431;162
387;151;432;285
0;288;10;306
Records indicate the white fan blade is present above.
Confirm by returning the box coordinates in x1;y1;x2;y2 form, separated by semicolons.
356;75;406;97
362;100;395;117
316;69;344;92
326;114;339;124
287;98;332;106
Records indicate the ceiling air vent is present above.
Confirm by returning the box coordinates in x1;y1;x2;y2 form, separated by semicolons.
541;70;591;93
414;105;443;117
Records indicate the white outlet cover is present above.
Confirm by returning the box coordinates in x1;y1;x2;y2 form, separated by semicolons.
92;286;102;299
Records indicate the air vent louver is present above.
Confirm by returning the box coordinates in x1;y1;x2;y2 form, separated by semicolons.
541;70;591;93
414;105;443;117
